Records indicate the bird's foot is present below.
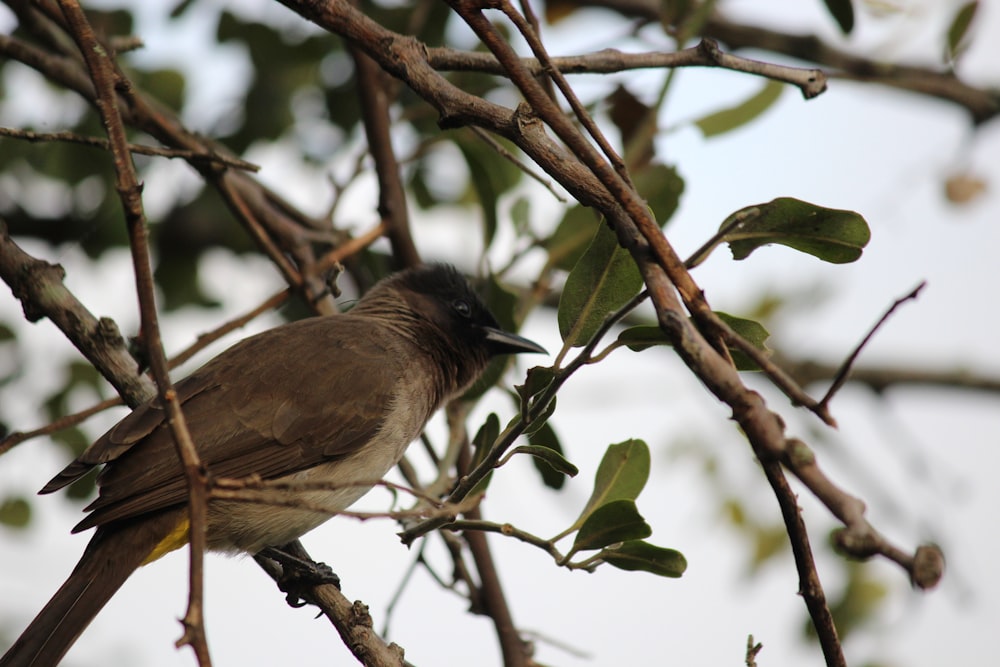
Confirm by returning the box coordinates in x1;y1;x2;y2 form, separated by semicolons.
255;546;341;608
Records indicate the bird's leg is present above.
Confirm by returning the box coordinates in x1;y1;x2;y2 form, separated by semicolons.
255;542;341;608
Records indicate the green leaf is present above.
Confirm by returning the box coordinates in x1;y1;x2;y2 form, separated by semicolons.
0;496;32;528
217;10;336;149
609;84;655;170
526;420;575;489
572;500;651;552
457;137;521;249
89;8;134;36
543;205;601;272
469;413;500;495
823;0;855;34
510;443;578;480
946;1;978;63
599;540;687;578
471;413;500;466
717;312;770;370
632;163;684;226
723;197;870;264
694;80;784;138
716;312;769;349
616;313;769;371
820;562;889;641
135;68;186;115
461;143;500;249
569;439;650;534
510;196;531;237
154;251;221;311
616;325;670;352
521;397;557;437
558;223;642;347
751;525;791;570
514;365;556;415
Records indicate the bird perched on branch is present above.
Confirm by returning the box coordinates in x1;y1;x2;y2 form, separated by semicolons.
1;263;545;667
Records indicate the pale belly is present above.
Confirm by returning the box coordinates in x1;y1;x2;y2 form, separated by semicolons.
205;390;433;555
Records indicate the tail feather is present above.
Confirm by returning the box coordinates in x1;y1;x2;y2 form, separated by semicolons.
1;512;180;667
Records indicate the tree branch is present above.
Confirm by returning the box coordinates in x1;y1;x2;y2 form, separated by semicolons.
819;282;926;409
778;355;1000;395
427;38;827;99
56;2;212;661
350;46;421;268
4;2;966;665
280;3;855;664
0;126;260;170
0;218;153;406
576;0;999;123
452;411;530;667
252;541;408;667
0;2;346;313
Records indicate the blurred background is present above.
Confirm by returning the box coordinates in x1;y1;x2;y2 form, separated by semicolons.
1;1;998;665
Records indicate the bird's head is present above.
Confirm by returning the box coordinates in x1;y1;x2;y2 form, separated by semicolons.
355;264;545;393
394;263;545;354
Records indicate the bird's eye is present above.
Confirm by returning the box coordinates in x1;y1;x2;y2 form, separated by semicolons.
452;299;472;318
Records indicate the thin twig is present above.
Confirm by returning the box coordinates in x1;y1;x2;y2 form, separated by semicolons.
757;457;844;667
400;289;648;545
211;476;472;515
819;282;926;409
558;4;994;120
469;126;567;201
380;541;428;636
781;438;944;590
350;46;421;268
0;396;123;455
56;3;212;662
425;38;826;99
775;354;1000;395
746;635;763;667
210;244;378;358
169;289;290;369
497;1;633;187
3;263;378;455
253;540;407;667
462;504;530;667
313;220;389;275
0;126;260;171
5;4;411;663
445;520;563;561
720;319;835;425
701;14;995;121
450;403;528;667
684;206;760;269
221;184;306;296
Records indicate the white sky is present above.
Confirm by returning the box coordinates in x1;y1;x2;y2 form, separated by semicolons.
2;1;999;666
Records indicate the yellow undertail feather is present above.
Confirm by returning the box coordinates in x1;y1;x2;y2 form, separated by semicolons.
142;516;191;564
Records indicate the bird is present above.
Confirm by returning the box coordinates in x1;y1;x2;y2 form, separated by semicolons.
1;262;545;667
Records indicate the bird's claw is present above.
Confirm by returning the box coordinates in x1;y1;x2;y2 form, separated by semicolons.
256;546;341;609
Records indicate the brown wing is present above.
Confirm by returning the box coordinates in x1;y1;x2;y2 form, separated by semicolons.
57;315;404;533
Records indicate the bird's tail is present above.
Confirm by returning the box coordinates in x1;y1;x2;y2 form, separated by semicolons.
1;515;173;667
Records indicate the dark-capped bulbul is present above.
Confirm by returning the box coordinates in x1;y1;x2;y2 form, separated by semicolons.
1;263;545;666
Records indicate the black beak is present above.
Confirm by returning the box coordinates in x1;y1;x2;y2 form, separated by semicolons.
482;327;547;356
